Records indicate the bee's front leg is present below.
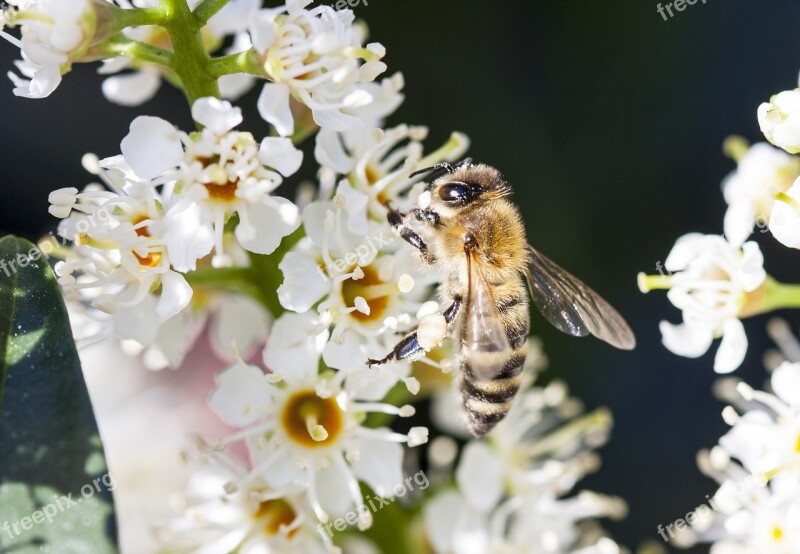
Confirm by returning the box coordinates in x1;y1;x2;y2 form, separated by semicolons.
384;202;435;264
367;297;462;367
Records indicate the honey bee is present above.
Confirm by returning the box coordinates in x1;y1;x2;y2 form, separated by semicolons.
367;160;636;436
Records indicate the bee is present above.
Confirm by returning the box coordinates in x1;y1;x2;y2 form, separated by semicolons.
367;160;636;437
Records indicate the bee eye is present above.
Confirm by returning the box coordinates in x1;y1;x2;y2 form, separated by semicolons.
438;183;474;204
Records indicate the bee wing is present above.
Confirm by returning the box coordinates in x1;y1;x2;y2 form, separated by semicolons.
523;245;636;350
463;250;514;380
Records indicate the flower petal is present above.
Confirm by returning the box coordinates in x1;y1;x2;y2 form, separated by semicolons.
120;116;184;179
235;198;300;255
210;295;270;362
659;320;714;358
349;433;403;498
208;360;271;426
101;70;161;107
262;311;327;381
455;442;504;512
257;83;294;137
259;137;303;176
276;251;330;313
714;318;748;374
192;97;242;135
771;361;800;405
156;271;193;320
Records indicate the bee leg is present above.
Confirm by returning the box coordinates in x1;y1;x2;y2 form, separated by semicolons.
367;332;423;367
413;208;440;225
367;297;462;367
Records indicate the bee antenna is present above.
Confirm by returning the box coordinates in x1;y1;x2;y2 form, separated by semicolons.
409;158;473;181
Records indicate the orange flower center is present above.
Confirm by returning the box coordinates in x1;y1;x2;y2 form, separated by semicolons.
131;216;162;268
281;389;344;448
255;499;298;537
340;265;392;324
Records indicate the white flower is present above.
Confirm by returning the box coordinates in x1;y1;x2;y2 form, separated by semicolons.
717;363;800;482
49;182;193;346
423;382;626;554
758;87;800;154
1;0;98;98
639;234;767;373
156;446;335;554
250;0;387;136
208;315;427;528
109;97;303;268
769;177;800;249
721;139;800;246
676;449;800;553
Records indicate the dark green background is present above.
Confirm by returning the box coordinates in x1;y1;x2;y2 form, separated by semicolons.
2;1;798;551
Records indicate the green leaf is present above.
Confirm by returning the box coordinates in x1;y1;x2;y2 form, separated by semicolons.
0;235;118;553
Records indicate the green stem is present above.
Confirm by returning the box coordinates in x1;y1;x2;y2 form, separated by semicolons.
193;0;232;26
208;49;264;78
91;34;173;68
760;277;800;312
161;0;219;107
113;6;167;29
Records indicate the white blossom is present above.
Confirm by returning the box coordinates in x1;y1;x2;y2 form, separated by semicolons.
758;86;800;154
109;97;303;268
639;234;766;373
208;315;427;528
156;446;335;554
424;381;626;554
769;177;800;249
250;0;387;136
721;140;800;246
0;0;98;98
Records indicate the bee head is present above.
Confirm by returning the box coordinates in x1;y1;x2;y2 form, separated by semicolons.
430;164;511;210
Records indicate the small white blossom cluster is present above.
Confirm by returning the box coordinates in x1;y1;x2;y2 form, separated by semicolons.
640;65;800;553
4;0;631;550
424;379;628;554
671;360;800;552
639;74;800;372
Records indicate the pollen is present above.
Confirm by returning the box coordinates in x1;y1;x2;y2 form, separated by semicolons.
134;250;162;268
131;216;162;268
255;499;298;537
281;389;344;448
772;525;784;541
204;180;239;202
341;265;392;324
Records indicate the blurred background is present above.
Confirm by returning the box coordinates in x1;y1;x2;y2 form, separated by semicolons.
2;1;799;552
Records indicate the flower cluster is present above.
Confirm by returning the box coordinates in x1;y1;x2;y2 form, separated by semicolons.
424;379;628;554
639;123;800;372
3;0;630;551
671;361;800;552
639;65;800;552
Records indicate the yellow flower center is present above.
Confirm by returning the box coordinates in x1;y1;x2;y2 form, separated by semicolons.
131;216;162;268
340;265;393;324
255;499;298;537
204;180;239;202
281;389;344;448
772;525;784;541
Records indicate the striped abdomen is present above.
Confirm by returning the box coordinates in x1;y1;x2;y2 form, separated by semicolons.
460;290;530;436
